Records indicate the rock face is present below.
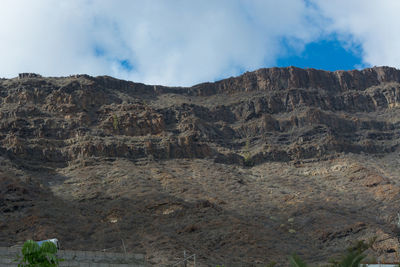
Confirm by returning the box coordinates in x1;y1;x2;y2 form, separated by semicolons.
0;67;399;266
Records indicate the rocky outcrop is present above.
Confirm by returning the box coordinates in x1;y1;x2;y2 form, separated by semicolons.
191;66;400;95
0;67;400;266
0;67;399;167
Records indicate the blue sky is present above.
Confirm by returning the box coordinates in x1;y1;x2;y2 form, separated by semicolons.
0;0;399;86
277;38;365;71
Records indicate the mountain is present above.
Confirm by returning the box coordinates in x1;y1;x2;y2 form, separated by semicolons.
0;66;399;265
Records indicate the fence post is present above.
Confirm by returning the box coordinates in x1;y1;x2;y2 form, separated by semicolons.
121;238;127;256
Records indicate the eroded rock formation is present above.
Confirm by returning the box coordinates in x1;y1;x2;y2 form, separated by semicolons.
0;66;399;265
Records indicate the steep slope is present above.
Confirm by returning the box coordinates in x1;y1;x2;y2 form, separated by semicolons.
0;67;399;265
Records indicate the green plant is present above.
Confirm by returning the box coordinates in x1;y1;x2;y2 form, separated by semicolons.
331;250;366;267
289;254;309;267
288;238;376;267
331;238;375;267
242;139;253;166
16;240;63;267
243;152;252;165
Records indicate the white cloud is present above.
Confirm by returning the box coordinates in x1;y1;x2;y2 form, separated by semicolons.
2;1;397;86
0;0;325;86
12;0;400;86
312;0;400;69
0;1;110;77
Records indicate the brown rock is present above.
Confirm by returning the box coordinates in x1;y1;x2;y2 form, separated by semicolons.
0;67;399;265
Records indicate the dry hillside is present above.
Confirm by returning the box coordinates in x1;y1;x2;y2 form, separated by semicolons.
0;67;399;265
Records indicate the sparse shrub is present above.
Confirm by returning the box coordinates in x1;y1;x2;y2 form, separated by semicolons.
243;152;252;166
113;114;119;130
242;139;253;166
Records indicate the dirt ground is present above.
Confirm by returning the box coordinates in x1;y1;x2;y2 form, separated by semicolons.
1;152;399;266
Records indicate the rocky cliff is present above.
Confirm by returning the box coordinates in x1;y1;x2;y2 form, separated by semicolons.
0;67;399;265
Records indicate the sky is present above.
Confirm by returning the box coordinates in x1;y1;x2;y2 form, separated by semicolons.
0;0;399;86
